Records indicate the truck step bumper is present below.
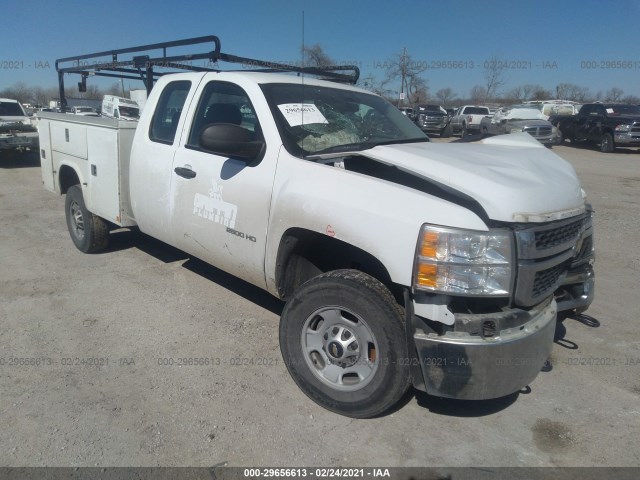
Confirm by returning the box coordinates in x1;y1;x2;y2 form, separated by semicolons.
413;299;557;400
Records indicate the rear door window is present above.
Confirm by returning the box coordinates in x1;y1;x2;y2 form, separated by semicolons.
149;81;191;144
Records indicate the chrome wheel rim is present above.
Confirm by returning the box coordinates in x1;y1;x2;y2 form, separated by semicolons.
69;200;85;240
300;306;379;392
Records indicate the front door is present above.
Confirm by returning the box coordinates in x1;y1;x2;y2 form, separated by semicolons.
171;80;278;289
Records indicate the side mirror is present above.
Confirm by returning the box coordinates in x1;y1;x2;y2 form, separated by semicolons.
199;123;265;161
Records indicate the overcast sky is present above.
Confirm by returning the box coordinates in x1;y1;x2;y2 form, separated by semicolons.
2;0;639;98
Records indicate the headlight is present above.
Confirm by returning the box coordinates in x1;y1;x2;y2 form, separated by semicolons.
615;124;631;132
414;225;513;296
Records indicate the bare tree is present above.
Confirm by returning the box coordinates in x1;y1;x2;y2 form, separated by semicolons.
0;81;32;104
531;86;552;101
383;48;428;106
622;94;640;104
605;87;624;102
359;74;394;100
506;85;525;103
470;85;487;104
435;88;456;105
483;55;507;101
302;44;334;68
555;83;590;102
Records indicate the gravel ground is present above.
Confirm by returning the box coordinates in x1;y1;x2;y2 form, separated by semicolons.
1;141;639;468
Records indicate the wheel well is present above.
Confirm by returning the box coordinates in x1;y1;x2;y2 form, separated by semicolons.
59;165;80;194
275;228;396;302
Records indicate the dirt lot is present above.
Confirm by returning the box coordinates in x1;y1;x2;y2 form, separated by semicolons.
1;142;639;468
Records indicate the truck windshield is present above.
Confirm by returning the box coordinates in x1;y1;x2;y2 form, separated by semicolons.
464;107;490;115
261;83;428;157
119;106;140;118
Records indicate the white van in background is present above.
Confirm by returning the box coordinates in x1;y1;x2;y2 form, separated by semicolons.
101;95;140;121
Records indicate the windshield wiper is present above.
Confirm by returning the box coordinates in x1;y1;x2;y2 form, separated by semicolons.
367;137;430;147
305;142;374;158
305;137;429;159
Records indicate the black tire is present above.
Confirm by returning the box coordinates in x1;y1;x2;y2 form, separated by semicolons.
65;185;109;253
461;123;468;137
280;269;410;418
440;124;452;138
600;132;615;153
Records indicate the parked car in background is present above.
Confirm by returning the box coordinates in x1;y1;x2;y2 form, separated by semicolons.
413;104;451;137
480;105;559;146
398;106;414;119
551;103;640;153
101;95;140;121
524;100;581;120
450;105;490;136
0;98;39;153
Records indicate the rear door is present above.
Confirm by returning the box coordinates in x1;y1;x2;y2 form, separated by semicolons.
586;104;606;141
170;79;278;289
573;105;592;141
129;77;197;245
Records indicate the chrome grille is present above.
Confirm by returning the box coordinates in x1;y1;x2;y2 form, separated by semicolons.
523;126;552;137
514;213;590;307
535;218;584;250
533;262;570;298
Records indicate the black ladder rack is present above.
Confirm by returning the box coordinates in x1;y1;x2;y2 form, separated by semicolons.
55;35;360;109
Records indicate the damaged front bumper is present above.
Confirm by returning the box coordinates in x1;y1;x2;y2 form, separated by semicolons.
411;297;557;400
0;132;39;150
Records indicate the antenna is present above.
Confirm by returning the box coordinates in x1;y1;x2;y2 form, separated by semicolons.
301;10;305;152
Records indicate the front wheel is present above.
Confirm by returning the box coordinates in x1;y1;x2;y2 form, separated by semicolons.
65;185;109;253
461;123;468;137
280;270;410;418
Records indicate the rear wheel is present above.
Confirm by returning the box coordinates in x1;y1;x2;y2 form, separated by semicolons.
280;270;410;418
65;185;109;253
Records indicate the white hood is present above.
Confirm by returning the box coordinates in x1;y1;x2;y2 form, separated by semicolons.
362;134;585;223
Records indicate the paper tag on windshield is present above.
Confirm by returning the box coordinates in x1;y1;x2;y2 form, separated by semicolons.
278;103;328;127
606;108;614;114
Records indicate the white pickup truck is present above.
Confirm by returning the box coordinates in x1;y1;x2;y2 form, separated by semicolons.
0;98;39;153
38;40;595;418
450;105;491;136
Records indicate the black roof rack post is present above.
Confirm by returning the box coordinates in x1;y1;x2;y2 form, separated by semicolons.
58;71;66;110
145;65;154;96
